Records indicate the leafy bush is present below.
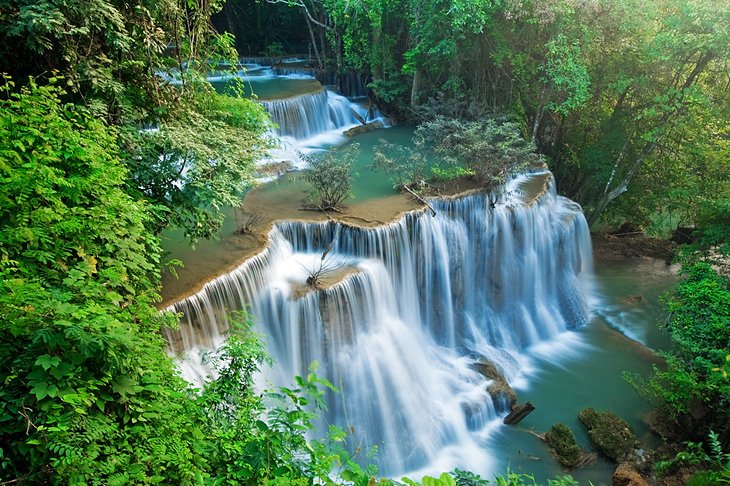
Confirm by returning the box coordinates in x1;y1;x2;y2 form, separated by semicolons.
0;77;207;484
123;90;274;243
627;262;730;444
373;139;430;190
302;143;359;210
416;117;537;186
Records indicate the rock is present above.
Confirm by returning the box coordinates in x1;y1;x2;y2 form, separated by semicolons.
544;423;584;468
343;120;384;137
613;463;650;486
487;381;518;410
579;408;637;462
670;226;696;245
624;294;644;305
611;222;644;237
472;360;518;410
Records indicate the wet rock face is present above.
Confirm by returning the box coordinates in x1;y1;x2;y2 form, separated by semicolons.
579;408;637;462
472;360;518;411
545;423;583;468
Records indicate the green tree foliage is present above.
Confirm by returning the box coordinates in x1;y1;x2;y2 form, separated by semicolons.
373;114;537;192
372;140;430;190
631;263;730;443
318;0;729;229
1;0;276;242
627;204;730;452
0;78;354;485
302;143;358;210
0;78;208;484
418;117;536;186
123;91;274;242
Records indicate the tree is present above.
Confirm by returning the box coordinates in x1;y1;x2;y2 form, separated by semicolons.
302;143;358;210
418;117;537;186
0;78;208;483
122;91;274;242
0;0;275;242
372;139;430;190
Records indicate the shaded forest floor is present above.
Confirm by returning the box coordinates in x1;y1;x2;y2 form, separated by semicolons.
592;232;677;263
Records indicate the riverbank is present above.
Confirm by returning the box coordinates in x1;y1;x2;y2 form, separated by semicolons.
591;232;676;263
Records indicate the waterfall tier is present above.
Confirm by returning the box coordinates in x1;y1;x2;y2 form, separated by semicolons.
165;170;593;477
260;89;359;140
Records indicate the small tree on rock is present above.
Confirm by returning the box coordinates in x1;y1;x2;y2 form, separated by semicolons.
303;143;358;211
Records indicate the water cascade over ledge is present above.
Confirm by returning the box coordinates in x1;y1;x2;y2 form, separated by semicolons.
165;169;593;477
260;88;359;140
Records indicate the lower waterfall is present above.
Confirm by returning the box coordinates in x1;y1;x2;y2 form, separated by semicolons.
165;170;593;476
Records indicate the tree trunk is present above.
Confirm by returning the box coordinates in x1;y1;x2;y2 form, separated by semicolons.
304;15;322;69
411;68;421;107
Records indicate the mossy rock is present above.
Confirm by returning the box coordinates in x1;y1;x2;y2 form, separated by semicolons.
472;360;518;411
579;408;636;462
545;423;583;468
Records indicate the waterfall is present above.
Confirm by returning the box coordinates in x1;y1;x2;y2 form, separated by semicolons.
260;88;358;140
165;170;593;477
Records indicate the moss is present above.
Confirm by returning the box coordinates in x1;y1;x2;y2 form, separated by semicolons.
545;423;583;468
579;408;636;462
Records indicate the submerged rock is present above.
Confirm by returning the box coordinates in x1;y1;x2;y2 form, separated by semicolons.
579;408;637;462
544;423;585;468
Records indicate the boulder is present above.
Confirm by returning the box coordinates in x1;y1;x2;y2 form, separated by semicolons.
579;408;637;462
613;463;650;486
472;360;517;410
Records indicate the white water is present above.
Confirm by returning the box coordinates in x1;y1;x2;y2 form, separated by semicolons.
261;88;359;140
260;88;383;169
165;170;593;477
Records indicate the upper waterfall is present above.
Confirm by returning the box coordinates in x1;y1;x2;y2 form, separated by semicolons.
260;88;359;140
164;169;593;477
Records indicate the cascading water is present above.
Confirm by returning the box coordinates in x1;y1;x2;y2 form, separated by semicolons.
165;169;593;477
260;88;359;140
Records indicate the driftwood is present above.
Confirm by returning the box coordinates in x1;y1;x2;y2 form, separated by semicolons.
350;108;367;125
402;185;436;217
504;402;535;425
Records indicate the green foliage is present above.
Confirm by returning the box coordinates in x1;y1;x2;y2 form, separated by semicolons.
122;91;274;242
417;117;537;186
541;34;591;116
197;316;343;484
322;0;729;229
372;139;430;190
628;261;730;444
1;0;273;243
302;143;358;210
431;165;476;182
656;432;730;484
0;77;207;484
263;41;285;57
